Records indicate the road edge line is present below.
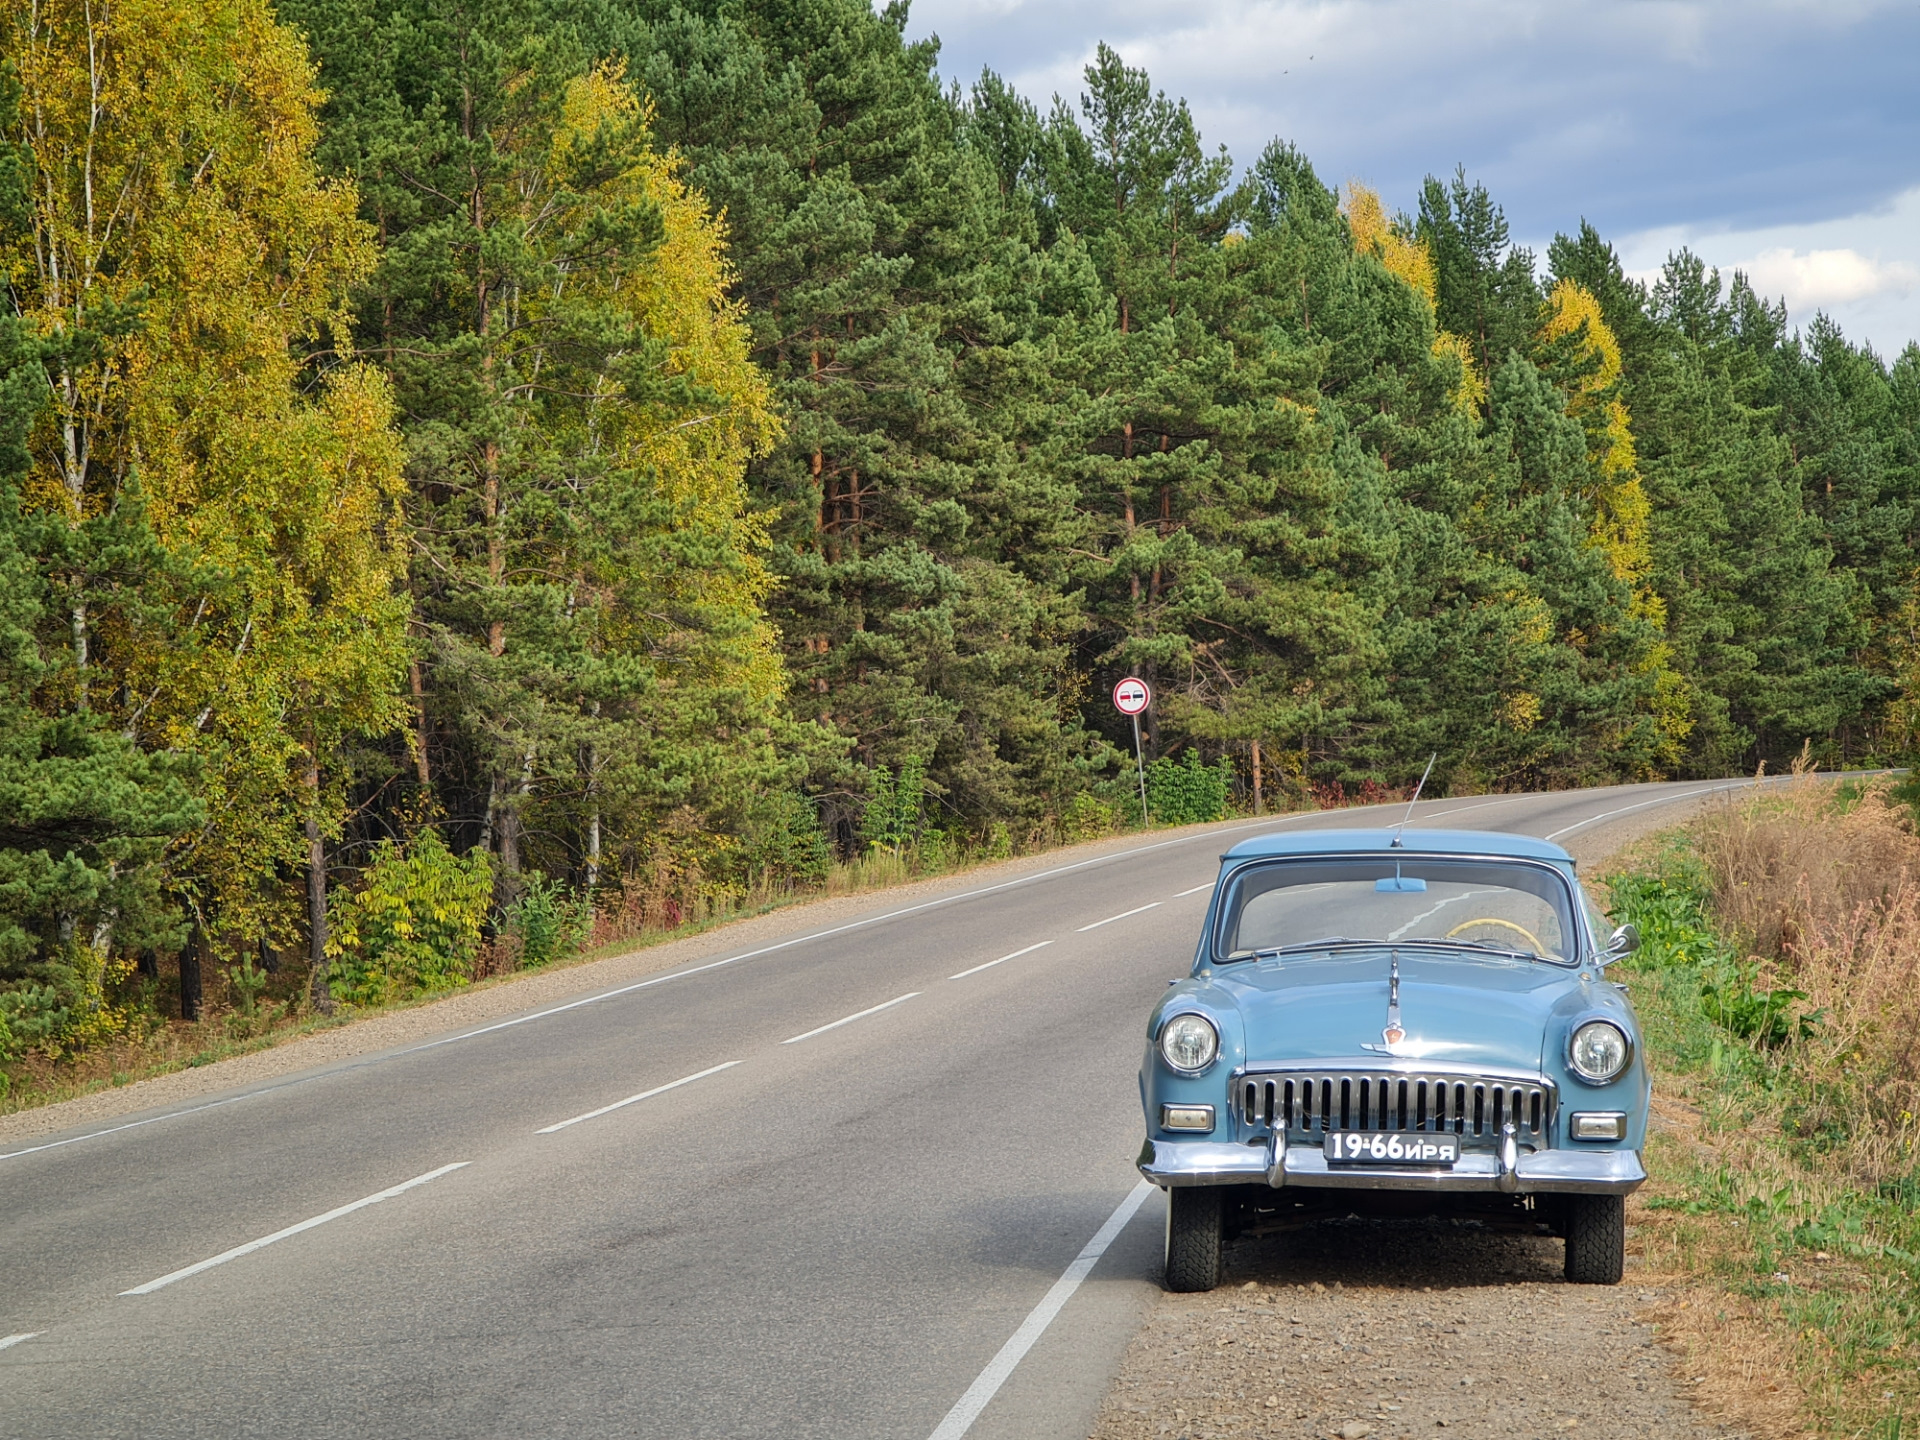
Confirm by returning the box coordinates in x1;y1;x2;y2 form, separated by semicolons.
925;1180;1154;1440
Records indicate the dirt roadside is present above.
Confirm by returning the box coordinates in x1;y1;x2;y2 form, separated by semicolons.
1084;805;1756;1440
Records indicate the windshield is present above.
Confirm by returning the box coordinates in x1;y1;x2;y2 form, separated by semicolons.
1214;856;1579;964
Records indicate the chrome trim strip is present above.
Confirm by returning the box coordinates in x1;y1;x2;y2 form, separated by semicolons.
1138;1140;1645;1195
1137;1139;1268;1188
1237;1057;1550;1084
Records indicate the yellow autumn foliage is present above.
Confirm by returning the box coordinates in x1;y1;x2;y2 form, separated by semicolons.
533;63;787;709
1343;183;1436;304
1536;280;1689;765
1343;183;1482;416
4;0;410;928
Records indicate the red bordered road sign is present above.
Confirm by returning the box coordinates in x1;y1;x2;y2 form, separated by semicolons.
1112;677;1152;715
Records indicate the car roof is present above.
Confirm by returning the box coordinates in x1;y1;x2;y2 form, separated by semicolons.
1221;826;1574;865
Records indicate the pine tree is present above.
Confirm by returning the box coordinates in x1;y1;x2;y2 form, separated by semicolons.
0;65;199;1040
4;0;412;1006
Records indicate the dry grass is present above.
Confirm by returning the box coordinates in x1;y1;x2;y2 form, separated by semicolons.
1696;776;1920;1175
1602;773;1920;1440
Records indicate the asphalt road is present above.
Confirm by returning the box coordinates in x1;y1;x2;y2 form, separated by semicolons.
0;779;1759;1440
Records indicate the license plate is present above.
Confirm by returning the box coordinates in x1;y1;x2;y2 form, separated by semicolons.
1323;1131;1460;1165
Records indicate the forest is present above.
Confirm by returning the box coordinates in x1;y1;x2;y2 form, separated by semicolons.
2;0;1916;1082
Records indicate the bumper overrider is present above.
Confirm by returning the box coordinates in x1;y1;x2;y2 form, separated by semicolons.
1137;1135;1645;1194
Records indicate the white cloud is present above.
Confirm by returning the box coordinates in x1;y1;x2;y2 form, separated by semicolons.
1737;248;1918;310
903;0;1920;352
1618;186;1920;355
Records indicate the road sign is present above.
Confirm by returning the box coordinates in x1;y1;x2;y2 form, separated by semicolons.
1113;677;1152;715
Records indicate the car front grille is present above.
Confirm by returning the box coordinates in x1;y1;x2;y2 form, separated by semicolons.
1235;1068;1555;1145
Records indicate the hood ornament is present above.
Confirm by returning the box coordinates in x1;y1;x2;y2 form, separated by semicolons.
1362;949;1407;1054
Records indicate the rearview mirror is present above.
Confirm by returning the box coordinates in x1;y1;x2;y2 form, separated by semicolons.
1600;923;1640;965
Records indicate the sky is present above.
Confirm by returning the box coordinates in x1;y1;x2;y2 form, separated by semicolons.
898;0;1920;358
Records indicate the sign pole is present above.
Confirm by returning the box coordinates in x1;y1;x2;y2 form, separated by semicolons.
1131;711;1149;828
1112;676;1154;829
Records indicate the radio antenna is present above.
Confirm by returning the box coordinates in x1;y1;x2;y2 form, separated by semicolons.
1390;753;1437;848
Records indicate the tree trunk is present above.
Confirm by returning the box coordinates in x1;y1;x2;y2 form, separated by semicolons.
180;927;204;1022
1123;422;1140;606
494;756;532;911
409;657;431;785
1251;739;1264;816
484;440;505;658
305;754;333;1015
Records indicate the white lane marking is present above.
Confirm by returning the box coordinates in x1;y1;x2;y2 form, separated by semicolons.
2;811;1368;1165
1544;781;1760;841
926;1181;1154;1440
1077;902;1161;932
536;1061;741;1134
1385;888;1504;941
1173;881;1215;897
950;942;1051;981
372;819;1307;1063
0;1333;40;1350
781;992;920;1045
11;780;1796;1165
120;1162;470;1296
1405;794;1533;823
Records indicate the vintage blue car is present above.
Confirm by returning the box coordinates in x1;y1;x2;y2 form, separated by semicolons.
1138;827;1646;1291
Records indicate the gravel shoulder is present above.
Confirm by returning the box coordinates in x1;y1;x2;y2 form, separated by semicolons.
1084;800;1756;1440
1086;1237;1731;1440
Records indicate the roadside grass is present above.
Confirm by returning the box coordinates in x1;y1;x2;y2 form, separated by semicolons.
0;839;1029;1117
1602;780;1920;1440
1;798;1284;1118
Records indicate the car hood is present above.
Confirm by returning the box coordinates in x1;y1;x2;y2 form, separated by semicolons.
1214;949;1583;1074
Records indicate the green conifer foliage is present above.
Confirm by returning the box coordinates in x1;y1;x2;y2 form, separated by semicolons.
0;86;200;1042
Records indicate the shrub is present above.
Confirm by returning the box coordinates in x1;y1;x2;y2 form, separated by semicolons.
1062;792;1116;842
733;788;831;888
0;982;67;1065
1146;750;1233;826
860;754;928;853
504;872;591;968
327;830;492;1006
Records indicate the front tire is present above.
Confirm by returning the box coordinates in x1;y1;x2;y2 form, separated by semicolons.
1164;1186;1223;1292
1564;1193;1625;1284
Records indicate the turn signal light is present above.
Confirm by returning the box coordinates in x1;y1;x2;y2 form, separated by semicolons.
1160;1104;1215;1132
1570;1111;1627;1141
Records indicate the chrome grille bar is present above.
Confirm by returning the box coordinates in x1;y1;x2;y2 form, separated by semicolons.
1236;1068;1555;1144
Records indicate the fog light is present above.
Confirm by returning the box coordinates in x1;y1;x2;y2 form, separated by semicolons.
1570;1111;1627;1141
1160;1104;1215;1132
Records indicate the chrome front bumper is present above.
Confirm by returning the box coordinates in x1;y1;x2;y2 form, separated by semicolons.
1137;1137;1645;1195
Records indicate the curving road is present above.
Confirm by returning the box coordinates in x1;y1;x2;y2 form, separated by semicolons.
0;778;1764;1440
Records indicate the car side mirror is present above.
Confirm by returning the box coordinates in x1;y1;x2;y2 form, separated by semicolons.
1600;923;1640;966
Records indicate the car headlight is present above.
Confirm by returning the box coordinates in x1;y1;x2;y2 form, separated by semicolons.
1569;1020;1631;1083
1160;1013;1219;1073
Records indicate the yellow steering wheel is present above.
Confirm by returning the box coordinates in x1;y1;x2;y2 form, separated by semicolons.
1445;916;1545;952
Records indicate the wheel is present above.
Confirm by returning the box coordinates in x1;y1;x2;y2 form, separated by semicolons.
1164;1186;1223;1292
1564;1193;1625;1284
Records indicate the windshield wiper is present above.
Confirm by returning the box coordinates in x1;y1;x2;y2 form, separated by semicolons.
1224;937;1374;963
1415;938;1551;963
